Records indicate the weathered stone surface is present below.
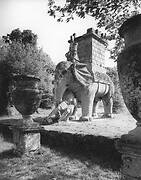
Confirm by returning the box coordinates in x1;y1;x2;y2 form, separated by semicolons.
118;43;141;122
119;14;141;48
40;114;135;162
13;129;40;154
117;14;141;180
12;75;42;116
41;113;136;139
116;138;141;180
74;28;107;73
0;117;43;155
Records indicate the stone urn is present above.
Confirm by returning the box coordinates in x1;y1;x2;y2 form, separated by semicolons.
12;74;42;127
118;14;141;128
116;14;141;179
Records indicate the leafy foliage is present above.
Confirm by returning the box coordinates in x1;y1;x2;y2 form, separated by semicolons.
106;67;125;113
1;28;55;79
5;42;52;77
0;39;11;115
48;0;141;60
3;28;37;46
0;29;55;112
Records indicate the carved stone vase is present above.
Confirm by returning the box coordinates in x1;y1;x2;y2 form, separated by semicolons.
116;14;141;179
12;75;42;127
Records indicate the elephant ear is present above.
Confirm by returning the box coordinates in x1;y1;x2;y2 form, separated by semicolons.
55;61;72;81
70;62;94;86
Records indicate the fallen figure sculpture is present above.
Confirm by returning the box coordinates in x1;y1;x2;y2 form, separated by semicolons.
40;90;78;125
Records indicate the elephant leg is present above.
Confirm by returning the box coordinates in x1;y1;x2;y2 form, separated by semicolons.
68;100;79;121
92;99;99;118
108;97;113;118
69;106;78;120
80;84;97;121
102;95;113;118
102;99;108;116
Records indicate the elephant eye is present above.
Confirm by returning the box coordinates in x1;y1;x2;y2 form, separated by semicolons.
62;70;67;75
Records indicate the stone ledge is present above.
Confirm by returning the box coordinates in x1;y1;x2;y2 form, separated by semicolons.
0;112;136;156
40;115;136;158
41;129;120;158
0;115;46;144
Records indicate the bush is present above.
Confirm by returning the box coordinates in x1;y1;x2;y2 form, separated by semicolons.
0;39;11;115
5;41;55;94
40;93;54;109
2;28;55;79
5;42;45;76
106;67;126;113
0;29;55;114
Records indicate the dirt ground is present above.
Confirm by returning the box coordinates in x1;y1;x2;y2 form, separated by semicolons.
36;106;136;139
5;104;136;139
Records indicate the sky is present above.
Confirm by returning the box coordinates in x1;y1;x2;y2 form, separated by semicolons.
0;0;116;67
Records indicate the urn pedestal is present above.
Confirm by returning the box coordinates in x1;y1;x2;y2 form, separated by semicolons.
11;75;42;155
12;125;41;155
116;14;141;179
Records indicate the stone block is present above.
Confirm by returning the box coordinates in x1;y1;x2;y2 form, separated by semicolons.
116;127;141;179
12;127;41;155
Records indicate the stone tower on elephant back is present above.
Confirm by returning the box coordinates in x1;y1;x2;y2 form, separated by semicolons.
68;28;107;73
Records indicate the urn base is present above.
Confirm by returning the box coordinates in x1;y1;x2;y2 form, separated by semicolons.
116;126;141;179
12;125;41;155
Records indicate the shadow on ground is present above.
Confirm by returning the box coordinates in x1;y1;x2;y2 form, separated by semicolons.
0;142;121;180
0;113;124;179
41;132;122;171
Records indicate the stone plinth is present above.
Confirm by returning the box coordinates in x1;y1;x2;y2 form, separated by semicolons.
12;125;41;155
116;127;141;179
0;117;42;155
116;14;141;179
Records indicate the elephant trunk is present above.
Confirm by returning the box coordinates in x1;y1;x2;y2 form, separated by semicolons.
54;80;67;106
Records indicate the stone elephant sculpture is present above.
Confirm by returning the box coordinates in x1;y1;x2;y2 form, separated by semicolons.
54;61;114;121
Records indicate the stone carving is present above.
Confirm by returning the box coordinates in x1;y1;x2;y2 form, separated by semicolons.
47;89;78;122
10;74;42;155
54;60;114;121
65;34;79;63
54;30;114;121
12;75;42;127
116;14;141;179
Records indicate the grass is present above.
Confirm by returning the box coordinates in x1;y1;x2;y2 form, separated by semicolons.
0;145;121;180
0;135;14;154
